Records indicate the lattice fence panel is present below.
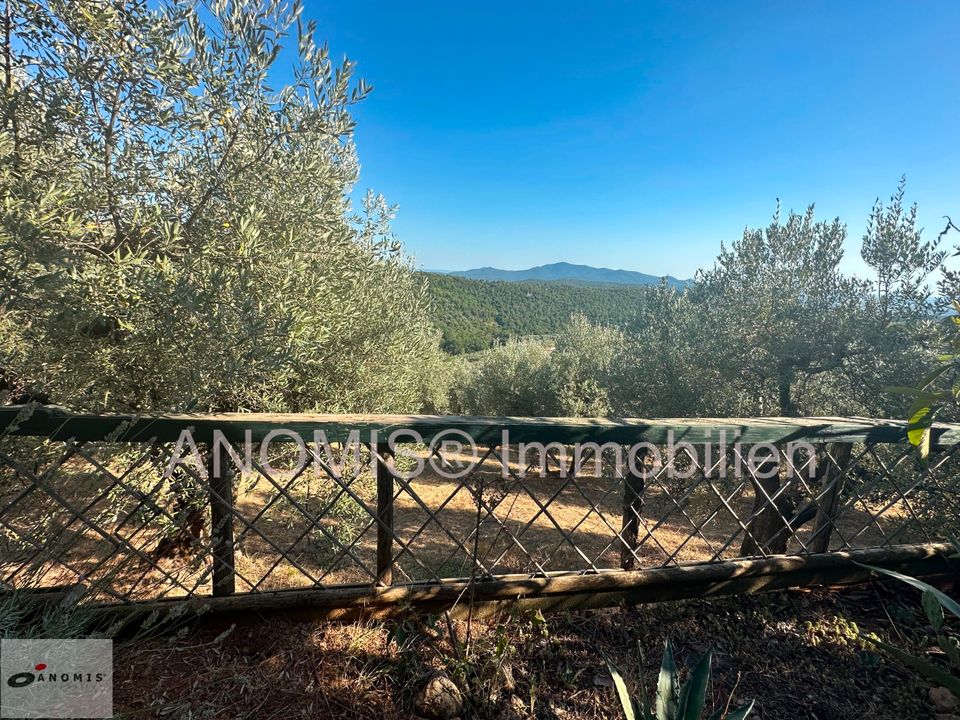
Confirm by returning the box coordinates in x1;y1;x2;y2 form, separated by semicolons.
1;429;957;604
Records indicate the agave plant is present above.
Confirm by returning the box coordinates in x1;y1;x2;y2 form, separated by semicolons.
605;640;754;720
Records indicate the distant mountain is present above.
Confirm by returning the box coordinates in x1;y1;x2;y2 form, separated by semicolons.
444;262;689;287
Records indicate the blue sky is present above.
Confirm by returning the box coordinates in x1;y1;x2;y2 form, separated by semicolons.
302;1;960;279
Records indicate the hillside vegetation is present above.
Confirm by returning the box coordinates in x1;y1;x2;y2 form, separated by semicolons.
424;272;649;353
2;4;960;717
440;187;958;421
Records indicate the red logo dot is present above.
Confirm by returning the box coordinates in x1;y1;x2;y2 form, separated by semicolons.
34;664;46;671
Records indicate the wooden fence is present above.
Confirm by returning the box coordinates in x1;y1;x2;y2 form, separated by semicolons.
0;405;958;621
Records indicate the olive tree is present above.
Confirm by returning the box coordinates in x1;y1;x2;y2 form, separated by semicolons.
547;313;622;417
853;179;947;418
609;281;716;417
894;213;960;453
0;0;442;413
691;204;869;417
448;338;553;417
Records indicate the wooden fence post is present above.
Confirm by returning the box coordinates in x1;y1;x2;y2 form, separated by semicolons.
374;441;394;587
620;449;646;571
208;440;236;597
810;442;854;554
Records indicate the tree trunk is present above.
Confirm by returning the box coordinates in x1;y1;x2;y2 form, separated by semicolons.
777;363;796;416
151;444;205;560
620;450;646;570
740;452;795;556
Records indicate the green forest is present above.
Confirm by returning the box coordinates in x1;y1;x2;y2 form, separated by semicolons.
423;273;650;353
427;188;960;425
417;188;960;428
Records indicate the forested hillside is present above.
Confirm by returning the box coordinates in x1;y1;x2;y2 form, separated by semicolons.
438;185;959;422
423;272;649;353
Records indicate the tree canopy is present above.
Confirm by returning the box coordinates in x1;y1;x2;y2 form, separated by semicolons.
447;185;950;420
0;0;442;413
0;3;949;422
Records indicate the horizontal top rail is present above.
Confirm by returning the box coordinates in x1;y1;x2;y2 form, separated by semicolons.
1;404;958;447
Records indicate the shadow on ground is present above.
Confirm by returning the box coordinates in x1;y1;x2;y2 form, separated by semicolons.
114;584;938;719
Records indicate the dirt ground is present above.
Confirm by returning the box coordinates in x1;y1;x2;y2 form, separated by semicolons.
114;583;947;720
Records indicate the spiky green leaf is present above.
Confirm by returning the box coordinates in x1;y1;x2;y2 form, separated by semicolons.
855;562;960;620
656;640;679;720
677;649;712;720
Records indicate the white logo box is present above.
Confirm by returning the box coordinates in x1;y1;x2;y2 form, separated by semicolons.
0;639;112;719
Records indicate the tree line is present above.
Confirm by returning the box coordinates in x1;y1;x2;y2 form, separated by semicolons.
424;273;650;354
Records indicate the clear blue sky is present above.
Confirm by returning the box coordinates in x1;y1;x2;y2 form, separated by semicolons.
302;0;960;279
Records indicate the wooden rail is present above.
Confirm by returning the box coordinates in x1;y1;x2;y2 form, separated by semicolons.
2;405;958;620
3;405;960;446
95;543;956;625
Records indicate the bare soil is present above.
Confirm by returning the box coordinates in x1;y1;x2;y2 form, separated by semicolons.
114;583;943;720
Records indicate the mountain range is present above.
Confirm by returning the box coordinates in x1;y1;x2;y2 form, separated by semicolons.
442;262;689;287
